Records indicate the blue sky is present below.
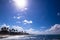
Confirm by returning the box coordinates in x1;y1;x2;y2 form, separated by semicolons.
0;0;60;34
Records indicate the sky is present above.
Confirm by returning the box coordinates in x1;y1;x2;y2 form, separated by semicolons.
0;0;60;34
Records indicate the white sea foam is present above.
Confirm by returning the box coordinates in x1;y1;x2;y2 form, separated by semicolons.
4;35;25;39
0;35;36;40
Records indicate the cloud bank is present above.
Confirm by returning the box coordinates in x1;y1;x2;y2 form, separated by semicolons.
26;24;60;34
12;26;24;32
0;24;60;34
45;24;60;34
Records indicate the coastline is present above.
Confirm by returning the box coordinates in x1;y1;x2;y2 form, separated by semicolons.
0;34;30;39
0;35;10;39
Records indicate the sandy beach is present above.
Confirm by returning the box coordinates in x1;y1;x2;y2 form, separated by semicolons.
0;35;29;39
0;35;10;38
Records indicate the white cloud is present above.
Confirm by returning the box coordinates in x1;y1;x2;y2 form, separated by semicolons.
44;24;60;34
48;24;60;31
12;26;24;32
0;24;10;30
1;24;9;28
26;28;40;34
17;16;21;19
13;16;21;19
23;20;32;24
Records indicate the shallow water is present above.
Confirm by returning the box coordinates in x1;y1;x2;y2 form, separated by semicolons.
0;35;60;40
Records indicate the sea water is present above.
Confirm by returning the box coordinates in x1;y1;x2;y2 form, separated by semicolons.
0;35;60;40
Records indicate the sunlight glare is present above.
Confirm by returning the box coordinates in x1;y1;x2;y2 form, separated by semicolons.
13;0;27;9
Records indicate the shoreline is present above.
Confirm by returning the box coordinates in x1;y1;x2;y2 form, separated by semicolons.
0;34;30;39
0;35;10;39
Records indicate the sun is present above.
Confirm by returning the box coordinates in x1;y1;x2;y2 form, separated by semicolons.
13;0;27;9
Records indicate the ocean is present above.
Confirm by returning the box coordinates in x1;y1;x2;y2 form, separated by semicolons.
0;35;60;40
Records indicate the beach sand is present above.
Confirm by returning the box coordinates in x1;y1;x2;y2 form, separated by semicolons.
0;35;29;39
0;35;10;39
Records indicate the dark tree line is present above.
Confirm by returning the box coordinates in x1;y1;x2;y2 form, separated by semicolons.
0;26;29;35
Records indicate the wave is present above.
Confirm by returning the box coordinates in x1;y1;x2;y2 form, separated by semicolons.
0;35;60;40
0;35;36;40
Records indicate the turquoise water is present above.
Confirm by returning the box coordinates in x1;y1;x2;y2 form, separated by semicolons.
1;35;60;40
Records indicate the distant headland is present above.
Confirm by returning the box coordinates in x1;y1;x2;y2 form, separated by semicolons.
0;26;29;35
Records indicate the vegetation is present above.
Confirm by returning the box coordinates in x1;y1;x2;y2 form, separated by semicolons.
0;26;29;35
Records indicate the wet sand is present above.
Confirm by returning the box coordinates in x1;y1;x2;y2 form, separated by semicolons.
0;35;29;39
0;35;11;39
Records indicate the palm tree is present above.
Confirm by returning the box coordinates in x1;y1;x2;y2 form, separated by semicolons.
1;27;8;31
1;27;9;34
11;29;15;32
